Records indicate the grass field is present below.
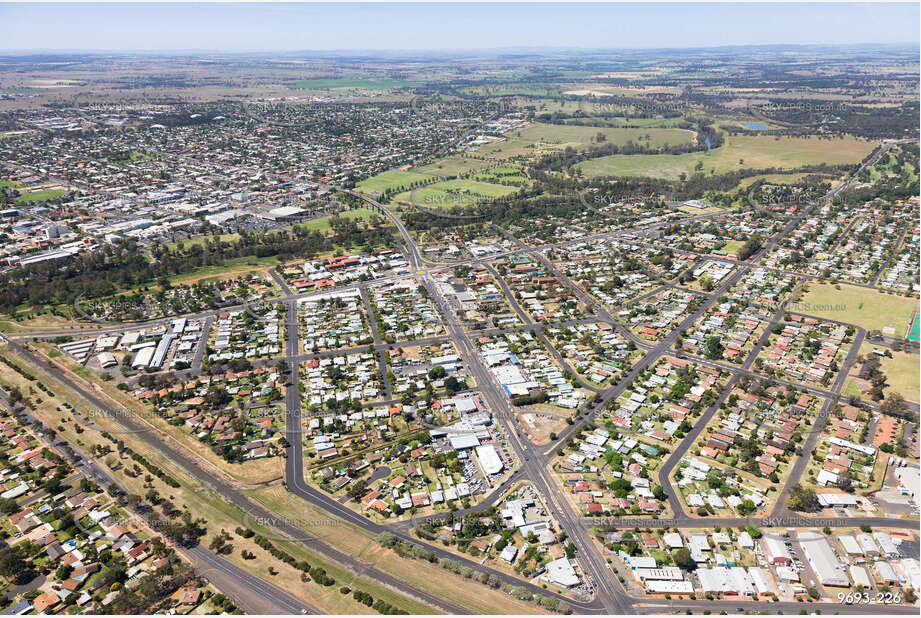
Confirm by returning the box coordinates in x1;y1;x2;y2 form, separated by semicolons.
298;208;378;231
459;84;561;97
736;172;816;189
291;78;422;91
356;170;431;196
722;239;745;255
0;312;91;334
795;283;918;336
166;255;281;286
17;188;66;203
475;122;696;159
575;135;878;180
472;164;529;185
391;179;519;209
857;342;920;403
168;232;242;250
412;156;492;176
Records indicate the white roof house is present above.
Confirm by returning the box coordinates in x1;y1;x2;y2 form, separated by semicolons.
499;544;518;563
874;561;899;583
645;580;693;594
663;532;684;549
737;531;754;549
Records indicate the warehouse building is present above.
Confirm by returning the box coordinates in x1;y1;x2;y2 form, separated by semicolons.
799;531;849;587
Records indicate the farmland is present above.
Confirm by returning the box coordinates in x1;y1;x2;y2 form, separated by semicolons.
575;134;879;179
474;122;697;159
291;77;423;91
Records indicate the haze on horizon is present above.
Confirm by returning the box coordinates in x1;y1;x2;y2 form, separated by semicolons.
1;2;919;53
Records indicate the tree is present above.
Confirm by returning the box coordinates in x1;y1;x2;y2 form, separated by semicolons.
704;336;724;360
880;393;908;417
788;484;820;512
0;498;18;514
0;544;29;583
672;548;694;569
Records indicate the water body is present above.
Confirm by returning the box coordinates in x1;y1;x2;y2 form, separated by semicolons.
743;122;770;130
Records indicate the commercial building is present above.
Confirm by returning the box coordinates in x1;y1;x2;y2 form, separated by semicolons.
475;444;503;475
545;557;579;588
798;531;849;587
761;534;792;565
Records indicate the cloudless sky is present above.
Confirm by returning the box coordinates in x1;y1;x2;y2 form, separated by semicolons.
1;2;918;52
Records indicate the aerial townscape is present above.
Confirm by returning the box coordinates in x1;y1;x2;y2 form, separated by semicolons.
0;2;918;617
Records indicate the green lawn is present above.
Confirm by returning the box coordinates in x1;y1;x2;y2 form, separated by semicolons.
412;157;492;176
795;283;918;336
575;135;878;180
17;189;66;203
356;170;431;196
736;172;815;190
296;208;378;231
391;179;518;210
472;165;528;185
168;232;241;251
167;255;281;286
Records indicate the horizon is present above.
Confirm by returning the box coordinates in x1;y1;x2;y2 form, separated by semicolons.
1;2;919;52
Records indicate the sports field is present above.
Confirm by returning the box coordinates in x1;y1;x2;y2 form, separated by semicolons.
575;135;878;179
908;312;920;342
795;283;919;335
413;156;492;176
356;170;431;196
17;188;66;203
472;164;528;185
475;122;696;159
391;179;518;210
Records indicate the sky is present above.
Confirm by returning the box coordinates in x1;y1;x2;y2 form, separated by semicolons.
1;2;918;52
